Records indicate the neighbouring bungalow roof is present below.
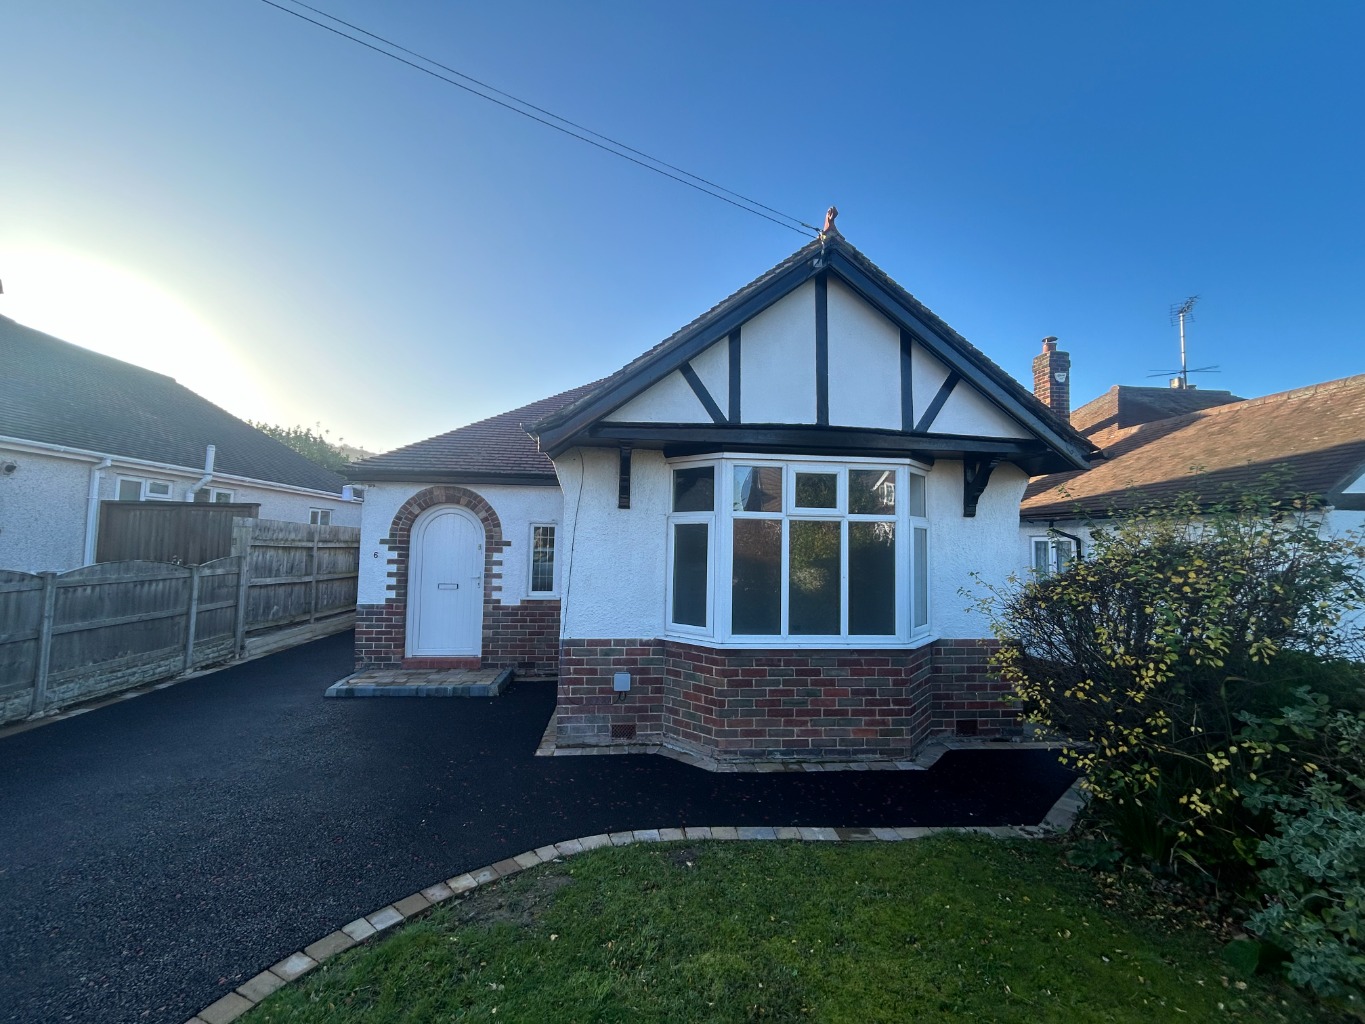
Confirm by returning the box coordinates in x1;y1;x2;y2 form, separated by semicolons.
1070;384;1244;447
345;382;600;484
0;315;349;494
529;231;1097;471
1022;373;1365;520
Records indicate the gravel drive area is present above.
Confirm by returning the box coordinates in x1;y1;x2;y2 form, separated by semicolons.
0;631;1074;1024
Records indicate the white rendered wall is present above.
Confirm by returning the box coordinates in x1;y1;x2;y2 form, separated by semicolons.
556;447;669;640
827;277;901;430
933;382;1033;439
606;369;710;423
355;481;563;606
931;461;1030;639
0;448;92;572
741;281;817;423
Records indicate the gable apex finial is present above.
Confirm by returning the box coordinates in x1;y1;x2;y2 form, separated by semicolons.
822;205;840;237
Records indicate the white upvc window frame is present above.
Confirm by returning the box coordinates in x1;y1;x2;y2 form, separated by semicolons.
1031;534;1076;576
210;487;234;503
309;508;333;526
528;522;559;597
664;453;931;649
116;475;175;501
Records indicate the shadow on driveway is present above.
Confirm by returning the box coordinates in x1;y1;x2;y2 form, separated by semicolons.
0;631;1073;1024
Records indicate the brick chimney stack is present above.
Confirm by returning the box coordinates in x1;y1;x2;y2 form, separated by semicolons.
1032;336;1071;419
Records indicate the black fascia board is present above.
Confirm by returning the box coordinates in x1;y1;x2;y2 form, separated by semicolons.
345;469;561;486
822;250;1092;471
584;422;1053;461
535;256;822;457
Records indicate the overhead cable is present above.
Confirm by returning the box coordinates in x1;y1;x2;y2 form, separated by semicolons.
256;0;819;237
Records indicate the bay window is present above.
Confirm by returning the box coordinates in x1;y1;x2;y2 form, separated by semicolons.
666;456;930;646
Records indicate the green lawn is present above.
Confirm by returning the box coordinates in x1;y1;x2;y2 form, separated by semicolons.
243;836;1331;1023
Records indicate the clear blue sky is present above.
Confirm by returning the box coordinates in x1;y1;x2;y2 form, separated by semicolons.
3;1;1361;452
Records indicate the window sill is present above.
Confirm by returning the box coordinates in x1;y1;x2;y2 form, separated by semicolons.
661;632;939;652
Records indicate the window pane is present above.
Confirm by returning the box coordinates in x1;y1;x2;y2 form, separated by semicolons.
212;491;233;504
1055;540;1075;572
907;474;926;518
672;523;709;627
733;465;782;512
118;479;142;501
849;470;895;515
789;521;841;635
531;526;555;592
794;472;837;509
849;522;895;635
1033;539;1050;573
732;519;781;634
673;467;714;512
146;480;172;498
913;526;929;629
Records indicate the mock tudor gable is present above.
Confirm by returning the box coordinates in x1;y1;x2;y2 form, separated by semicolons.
532;231;1093;516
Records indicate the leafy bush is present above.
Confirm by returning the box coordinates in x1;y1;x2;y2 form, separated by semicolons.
1241;703;1365;1001
978;491;1365;872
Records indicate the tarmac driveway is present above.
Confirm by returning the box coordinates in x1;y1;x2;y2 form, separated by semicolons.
0;631;1073;1024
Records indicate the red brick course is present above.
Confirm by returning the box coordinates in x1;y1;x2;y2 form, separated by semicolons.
555;637;1014;761
354;486;561;675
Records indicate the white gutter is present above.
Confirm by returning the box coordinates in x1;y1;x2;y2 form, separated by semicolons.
187;444;216;501
0;435;353;502
83;457;113;565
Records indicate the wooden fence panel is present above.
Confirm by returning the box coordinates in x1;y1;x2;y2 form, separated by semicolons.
44;561;193;710
0;518;360;726
237;519;359;632
0;571;43;722
96;502;261;564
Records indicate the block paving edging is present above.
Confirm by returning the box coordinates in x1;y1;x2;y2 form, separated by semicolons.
183;778;1088;1024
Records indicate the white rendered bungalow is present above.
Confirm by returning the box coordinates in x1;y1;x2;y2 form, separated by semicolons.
350;225;1098;762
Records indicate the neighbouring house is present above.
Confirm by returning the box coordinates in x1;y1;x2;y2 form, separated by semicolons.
349;226;1102;763
1021;363;1365;635
0;314;362;573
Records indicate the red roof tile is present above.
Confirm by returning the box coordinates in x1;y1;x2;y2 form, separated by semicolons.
1023;374;1365;519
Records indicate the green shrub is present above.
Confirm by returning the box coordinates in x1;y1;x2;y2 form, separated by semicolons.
1242;704;1365;1001
977;490;1365;874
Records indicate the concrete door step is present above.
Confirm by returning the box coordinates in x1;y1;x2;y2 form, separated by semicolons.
324;667;513;698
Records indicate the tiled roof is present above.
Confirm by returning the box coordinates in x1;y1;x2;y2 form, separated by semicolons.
0;315;348;494
1071;385;1244;447
345;382;601;483
531;231;1096;458
1022;374;1365;519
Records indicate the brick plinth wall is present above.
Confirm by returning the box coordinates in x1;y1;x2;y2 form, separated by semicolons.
929;639;1019;738
556;637;1017;760
354;486;561;676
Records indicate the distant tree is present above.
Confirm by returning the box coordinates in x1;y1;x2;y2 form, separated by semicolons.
250;421;353;472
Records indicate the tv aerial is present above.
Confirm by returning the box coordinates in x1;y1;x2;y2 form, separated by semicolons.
1148;295;1218;388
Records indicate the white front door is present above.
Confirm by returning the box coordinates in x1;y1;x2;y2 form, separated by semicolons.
407;506;484;657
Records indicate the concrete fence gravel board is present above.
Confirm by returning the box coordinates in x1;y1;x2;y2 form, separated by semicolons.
0;519;359;724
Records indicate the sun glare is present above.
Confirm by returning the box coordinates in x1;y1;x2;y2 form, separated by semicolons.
0;244;276;423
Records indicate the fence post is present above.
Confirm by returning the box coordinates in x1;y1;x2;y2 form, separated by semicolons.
233;555;250;658
184;565;202;672
309;523;320;624
30;573;58;717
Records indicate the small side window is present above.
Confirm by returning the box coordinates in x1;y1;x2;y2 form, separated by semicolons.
1032;536;1076;575
309;508;332;526
529;524;556;595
